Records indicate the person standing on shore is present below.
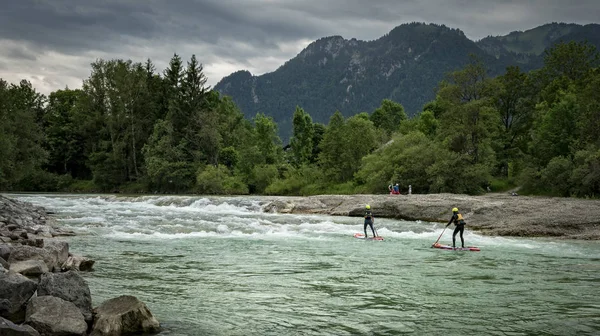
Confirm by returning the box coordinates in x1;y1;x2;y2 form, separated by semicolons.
446;207;466;249
364;204;377;238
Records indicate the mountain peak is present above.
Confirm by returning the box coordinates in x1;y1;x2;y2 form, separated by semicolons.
215;22;600;140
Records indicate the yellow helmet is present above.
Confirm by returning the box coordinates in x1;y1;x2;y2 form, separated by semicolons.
366;204;371;209
452;207;458;212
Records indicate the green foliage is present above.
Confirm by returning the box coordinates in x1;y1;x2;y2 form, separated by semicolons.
253;113;283;164
571;147;600;197
0;79;47;190
66;180;97;193
249;164;279;194
319;112;378;183
265;165;324;195
488;179;515;192
2;31;600;199
289;106;314;167
369;99;407;136
196;165;249;195
531;91;579;166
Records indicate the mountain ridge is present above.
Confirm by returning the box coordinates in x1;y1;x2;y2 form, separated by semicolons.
215;22;600;140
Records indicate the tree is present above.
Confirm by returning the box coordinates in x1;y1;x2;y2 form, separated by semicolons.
318;111;345;180
493;66;534;177
289;106;314;167
44;89;86;177
0;79;47;189
254;113;283;165
369;99;407;136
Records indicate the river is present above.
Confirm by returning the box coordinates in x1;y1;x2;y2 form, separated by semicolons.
10;194;600;335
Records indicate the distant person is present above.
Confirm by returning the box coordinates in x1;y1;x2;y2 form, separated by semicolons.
392;183;400;194
388;184;393;193
364;204;377;238
446;207;466;249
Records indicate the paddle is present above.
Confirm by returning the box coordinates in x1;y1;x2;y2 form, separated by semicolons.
432;225;447;247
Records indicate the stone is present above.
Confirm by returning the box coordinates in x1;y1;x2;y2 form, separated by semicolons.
9;260;49;277
0;244;11;260
38;271;93;323
0;271;37;323
26;296;87;336
0;316;41;336
8;246;58;273
62;256;95;272
43;241;69;268
90;295;160;336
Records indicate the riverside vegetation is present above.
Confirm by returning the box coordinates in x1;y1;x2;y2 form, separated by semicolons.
1;40;600;198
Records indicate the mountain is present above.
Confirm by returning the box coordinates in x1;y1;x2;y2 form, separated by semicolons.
215;22;600;141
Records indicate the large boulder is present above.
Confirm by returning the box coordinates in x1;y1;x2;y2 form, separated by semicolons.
43;241;69;268
62;255;95;272
0;271;37;323
25;296;87;336
0;316;40;336
7;246;58;273
9;260;49;277
90;295;160;336
38;271;93;323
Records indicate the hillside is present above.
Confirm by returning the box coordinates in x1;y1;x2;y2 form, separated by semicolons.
215;22;600;141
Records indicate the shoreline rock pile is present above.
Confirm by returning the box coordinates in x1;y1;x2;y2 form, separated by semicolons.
1;195;161;336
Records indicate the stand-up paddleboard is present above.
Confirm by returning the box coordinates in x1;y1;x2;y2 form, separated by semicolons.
432;243;480;251
354;233;384;241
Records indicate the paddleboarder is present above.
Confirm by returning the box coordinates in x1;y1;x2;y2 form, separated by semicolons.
364;204;377;238
446;207;466;249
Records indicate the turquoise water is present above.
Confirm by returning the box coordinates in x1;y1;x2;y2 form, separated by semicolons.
9;194;600;335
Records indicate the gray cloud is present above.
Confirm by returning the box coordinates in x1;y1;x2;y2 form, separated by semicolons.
0;0;598;94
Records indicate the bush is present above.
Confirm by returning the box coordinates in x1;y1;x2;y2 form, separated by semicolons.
16;170;74;192
196;165;249;195
66;179;97;193
265;164;324;195
489;178;515;192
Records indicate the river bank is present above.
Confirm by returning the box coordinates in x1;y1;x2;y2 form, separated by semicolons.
262;192;600;240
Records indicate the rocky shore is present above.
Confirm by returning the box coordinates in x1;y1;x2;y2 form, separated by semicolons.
263;192;600;240
0;195;161;336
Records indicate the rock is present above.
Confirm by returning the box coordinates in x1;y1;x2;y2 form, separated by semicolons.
8;246;58;273
90;295;160;336
0;244;11;260
0;236;12;243
9;260;49;277
38;271;93;323
7;224;19;231
49;229;76;237
25;296;87;336
62;256;95;272
43;241;69;268
0;271;37;323
0;257;9;270
0;316;41;336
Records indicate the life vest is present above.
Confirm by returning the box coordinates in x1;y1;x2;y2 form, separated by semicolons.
365;210;373;220
455;213;466;225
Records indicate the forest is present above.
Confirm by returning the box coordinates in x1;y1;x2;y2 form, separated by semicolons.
1;41;599;197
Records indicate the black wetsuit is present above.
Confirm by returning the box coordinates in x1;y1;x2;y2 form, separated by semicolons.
447;213;465;248
364;209;376;237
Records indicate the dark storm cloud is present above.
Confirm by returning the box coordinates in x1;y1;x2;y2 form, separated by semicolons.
0;0;598;93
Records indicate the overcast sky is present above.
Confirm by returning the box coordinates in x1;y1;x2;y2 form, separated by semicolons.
1;0;598;94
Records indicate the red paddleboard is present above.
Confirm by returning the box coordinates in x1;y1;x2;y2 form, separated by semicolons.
432;243;480;251
354;233;384;241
